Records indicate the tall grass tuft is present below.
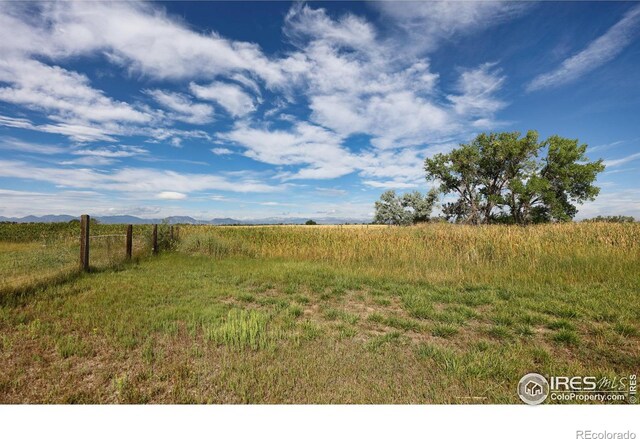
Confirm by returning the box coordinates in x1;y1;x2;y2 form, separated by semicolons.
204;309;278;350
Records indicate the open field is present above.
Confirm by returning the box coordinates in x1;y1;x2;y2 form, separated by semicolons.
1;223;639;403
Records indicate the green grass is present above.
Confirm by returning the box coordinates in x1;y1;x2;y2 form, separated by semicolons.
431;324;459;338
0;223;639;403
204;309;278;350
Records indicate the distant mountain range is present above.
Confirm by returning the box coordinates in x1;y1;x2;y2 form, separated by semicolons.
0;214;371;225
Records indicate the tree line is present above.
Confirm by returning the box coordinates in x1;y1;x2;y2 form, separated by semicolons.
374;130;616;226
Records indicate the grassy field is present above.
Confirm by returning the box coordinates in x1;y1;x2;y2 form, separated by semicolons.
0;223;154;301
0;223;638;403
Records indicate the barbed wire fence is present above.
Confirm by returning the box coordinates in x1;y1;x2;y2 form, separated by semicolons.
79;215;176;272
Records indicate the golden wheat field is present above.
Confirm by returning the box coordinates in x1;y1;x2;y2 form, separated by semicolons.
177;222;640;287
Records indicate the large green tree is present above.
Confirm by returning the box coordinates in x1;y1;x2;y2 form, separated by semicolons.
424;131;604;224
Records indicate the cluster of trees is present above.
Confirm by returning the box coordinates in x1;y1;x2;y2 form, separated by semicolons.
374;131;606;226
373;190;438;225
582;215;635;223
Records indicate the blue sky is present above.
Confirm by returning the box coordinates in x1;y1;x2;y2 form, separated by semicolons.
0;1;639;220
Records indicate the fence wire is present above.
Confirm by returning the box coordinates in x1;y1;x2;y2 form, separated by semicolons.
0;223;156;295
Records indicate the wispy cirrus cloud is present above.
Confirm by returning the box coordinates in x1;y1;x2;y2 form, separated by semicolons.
145;89;214;125
190;81;256;117
0;159;281;195
0;137;66;155
0;114;118;142
448;63;506;117
527;5;640;92
603;151;640;168
374;1;529;54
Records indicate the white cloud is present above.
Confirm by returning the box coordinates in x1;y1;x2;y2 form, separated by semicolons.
589;140;626;153
0;188;115;217
0;1;280;143
229;73;262;96
0;1;530;215
0;159;281;195
527;5;640;92
0;2;286;85
0;114;117;142
58;145;148;165
575;188;640;220
146;89;214;124
284;3;377;50
212;148;234;155
0;58;153;124
282;5;505;150
603;152;640;168
190;81;256;117
0;2;511;151
73;146;148;158
448;63;506;117
220;121;356;180
374;1;528;54
220;119;456;186
362;180;420;189
357;144;453;188
0;137;66;155
59;156;116;167
157;191;187;200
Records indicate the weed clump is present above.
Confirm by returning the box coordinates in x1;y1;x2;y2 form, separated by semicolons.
204;309;279;350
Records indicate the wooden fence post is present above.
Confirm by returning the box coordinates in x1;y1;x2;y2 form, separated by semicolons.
80;214;90;271
152;224;158;254
126;224;133;260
